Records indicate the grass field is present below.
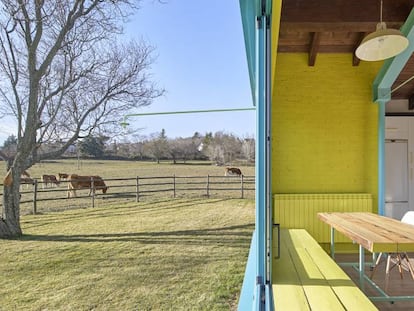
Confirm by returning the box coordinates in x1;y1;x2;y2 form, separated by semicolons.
0;197;255;310
0;160;255;310
1;159;255;215
0;159;255;180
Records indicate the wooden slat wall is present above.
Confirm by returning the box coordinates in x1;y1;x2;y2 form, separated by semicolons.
273;194;373;243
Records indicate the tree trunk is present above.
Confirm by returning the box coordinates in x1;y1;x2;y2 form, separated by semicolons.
0;173;22;238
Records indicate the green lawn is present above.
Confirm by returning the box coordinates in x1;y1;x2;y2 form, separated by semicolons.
0;198;255;310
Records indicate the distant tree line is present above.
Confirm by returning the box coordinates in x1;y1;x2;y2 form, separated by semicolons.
2;130;255;165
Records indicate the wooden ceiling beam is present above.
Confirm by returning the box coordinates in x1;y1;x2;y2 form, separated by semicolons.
281;0;413;23
352;32;367;66
280;22;404;33
309;32;320;66
278;45;358;53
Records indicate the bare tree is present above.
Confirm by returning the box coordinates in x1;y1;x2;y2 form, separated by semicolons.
0;1;163;237
241;137;255;162
129;134;148;160
205;132;242;165
146;129;168;163
168;138;184;164
171;137;203;163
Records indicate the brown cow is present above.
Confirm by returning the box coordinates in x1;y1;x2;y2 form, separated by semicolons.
3;169;12;186
3;169;32;187
224;167;242;176
20;170;33;188
58;173;69;181
67;174;108;198
42;174;60;188
20;176;35;187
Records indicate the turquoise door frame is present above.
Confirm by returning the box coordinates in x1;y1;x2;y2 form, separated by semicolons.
238;0;273;310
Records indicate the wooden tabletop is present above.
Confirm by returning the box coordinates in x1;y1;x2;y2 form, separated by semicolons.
318;212;414;253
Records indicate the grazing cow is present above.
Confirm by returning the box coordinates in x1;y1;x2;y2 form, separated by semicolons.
3;169;12;186
3;169;32;187
20;176;34;186
42;174;60;188
21;170;34;188
224;167;243;177
67;174;108;198
58;173;69;181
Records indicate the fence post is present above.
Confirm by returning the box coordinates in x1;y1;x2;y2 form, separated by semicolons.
241;174;244;199
91;177;95;208
173;174;176;198
33;179;38;215
136;176;139;202
206;175;210;198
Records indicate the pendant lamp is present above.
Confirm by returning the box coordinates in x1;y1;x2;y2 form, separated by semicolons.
355;0;409;61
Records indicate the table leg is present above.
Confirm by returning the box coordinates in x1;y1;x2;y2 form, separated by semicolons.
359;244;365;291
330;227;335;259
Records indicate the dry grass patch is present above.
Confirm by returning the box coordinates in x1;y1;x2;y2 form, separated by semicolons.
0;198;254;310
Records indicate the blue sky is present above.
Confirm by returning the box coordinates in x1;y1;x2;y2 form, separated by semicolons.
0;1;255;144
122;0;255;140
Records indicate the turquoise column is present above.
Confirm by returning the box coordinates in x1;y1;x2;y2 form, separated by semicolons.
254;14;266;310
372;9;414;216
255;12;272;311
238;1;272;309
377;100;386;216
264;14;273;310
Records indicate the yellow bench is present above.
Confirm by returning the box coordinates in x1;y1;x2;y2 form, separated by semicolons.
272;229;377;310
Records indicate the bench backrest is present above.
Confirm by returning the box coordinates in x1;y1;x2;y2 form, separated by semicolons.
273;193;373;243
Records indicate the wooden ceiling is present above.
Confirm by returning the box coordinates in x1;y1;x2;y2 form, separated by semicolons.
278;0;414;101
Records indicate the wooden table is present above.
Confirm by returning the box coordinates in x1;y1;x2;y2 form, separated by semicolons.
318;212;414;302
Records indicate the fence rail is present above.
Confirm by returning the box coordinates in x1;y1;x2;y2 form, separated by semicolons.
0;175;255;215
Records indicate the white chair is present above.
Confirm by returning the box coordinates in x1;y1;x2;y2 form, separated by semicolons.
401;211;414;225
371;211;414;284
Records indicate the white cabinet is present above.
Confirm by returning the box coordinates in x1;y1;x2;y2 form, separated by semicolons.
385;202;409;220
385;117;409;139
385;117;414;219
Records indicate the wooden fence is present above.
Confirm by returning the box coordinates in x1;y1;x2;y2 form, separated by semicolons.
0;175;255;215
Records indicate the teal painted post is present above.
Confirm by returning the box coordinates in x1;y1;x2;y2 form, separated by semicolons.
238;232;257;310
255;14;266;310
255;12;272;310
256;11;265;281
265;16;272;290
378;101;386;216
265;285;274;311
238;0;272;309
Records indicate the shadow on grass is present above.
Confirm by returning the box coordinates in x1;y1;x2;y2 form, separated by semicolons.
19;223;255;247
22;198;236;229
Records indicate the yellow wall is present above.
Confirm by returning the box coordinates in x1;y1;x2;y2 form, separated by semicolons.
272;54;382;211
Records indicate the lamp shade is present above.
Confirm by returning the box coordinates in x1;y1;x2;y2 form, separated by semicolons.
355;22;409;61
